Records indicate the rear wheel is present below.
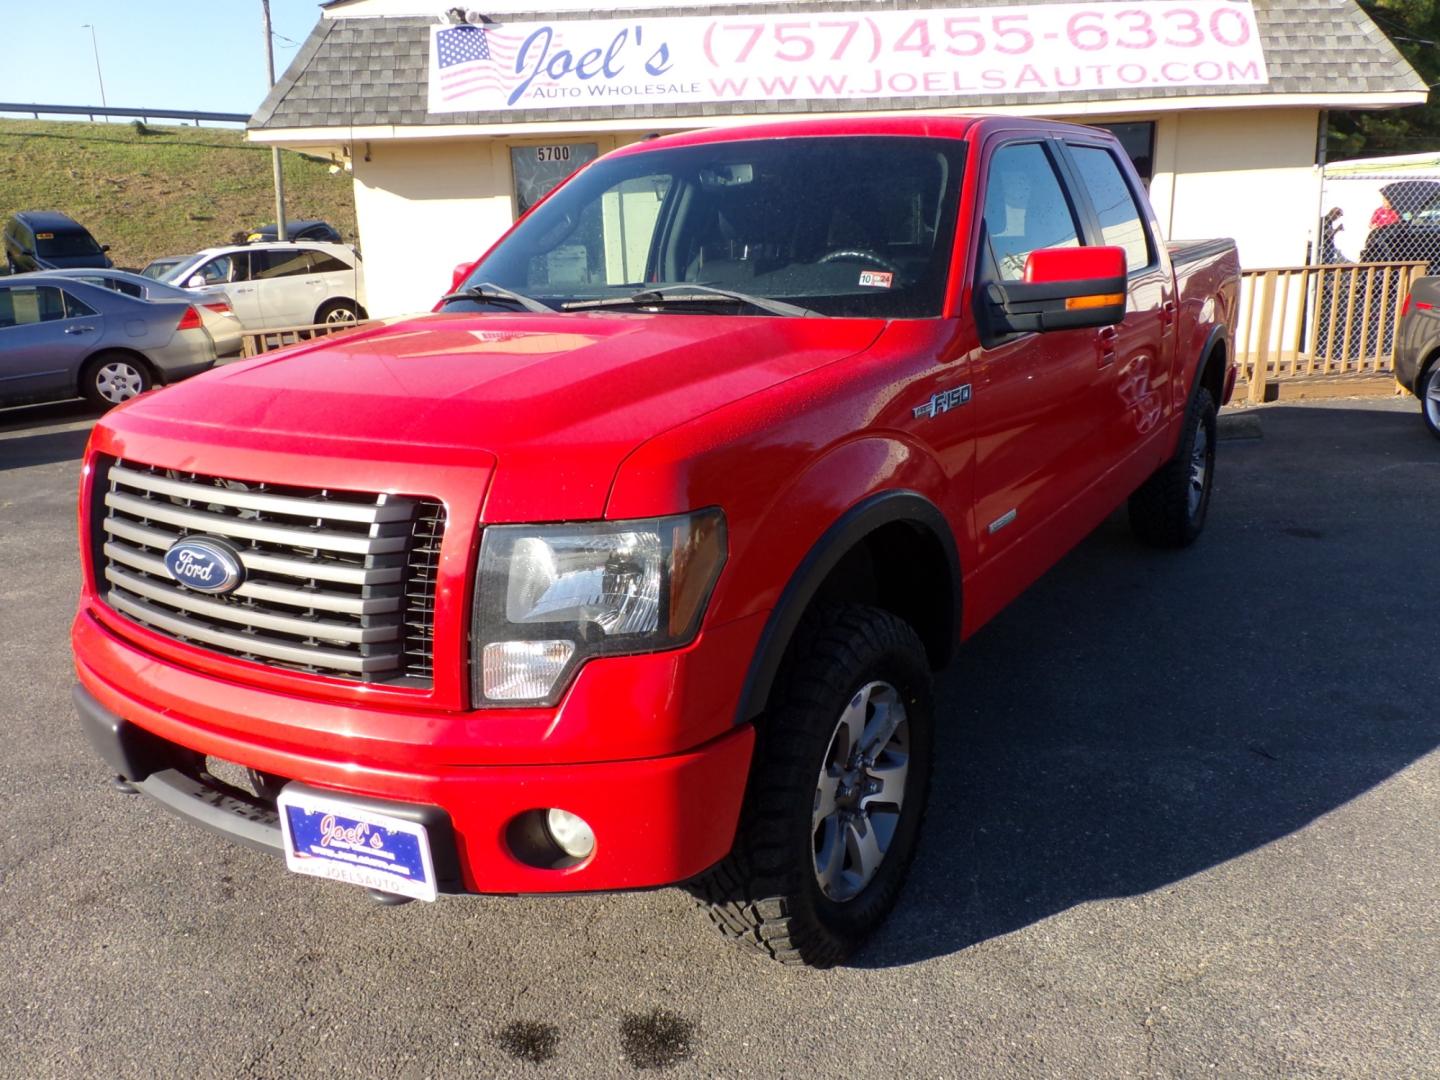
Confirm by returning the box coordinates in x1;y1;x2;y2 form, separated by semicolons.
316;299;363;325
1128;386;1217;548
81;352;153;409
1420;359;1440;441
690;604;934;967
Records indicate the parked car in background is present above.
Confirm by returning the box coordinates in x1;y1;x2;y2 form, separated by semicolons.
245;219;343;244
4;211;112;273
1358;181;1440;271
1396;276;1440;438
139;256;188;281
0;276;214;409
163;242;366;329
34;268;243;357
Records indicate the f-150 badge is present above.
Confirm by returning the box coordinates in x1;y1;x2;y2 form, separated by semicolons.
913;384;971;420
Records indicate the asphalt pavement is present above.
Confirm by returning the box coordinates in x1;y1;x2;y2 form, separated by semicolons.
1;395;1436;1078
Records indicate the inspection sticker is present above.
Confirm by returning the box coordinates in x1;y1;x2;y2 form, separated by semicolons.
858;271;894;288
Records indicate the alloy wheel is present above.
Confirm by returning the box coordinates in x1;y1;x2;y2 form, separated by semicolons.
811;680;910;903
1188;422;1210;518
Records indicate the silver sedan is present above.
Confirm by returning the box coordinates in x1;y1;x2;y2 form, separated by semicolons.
1395;275;1440;439
0;275;216;410
34;268;243;357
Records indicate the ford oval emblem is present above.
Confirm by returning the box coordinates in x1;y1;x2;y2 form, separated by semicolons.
163;537;246;595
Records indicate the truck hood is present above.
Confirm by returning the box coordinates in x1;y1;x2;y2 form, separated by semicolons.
107;310;885;518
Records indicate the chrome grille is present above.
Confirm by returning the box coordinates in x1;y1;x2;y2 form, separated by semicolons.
96;458;445;686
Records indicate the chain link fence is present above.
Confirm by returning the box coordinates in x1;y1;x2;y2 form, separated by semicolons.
1309;164;1440;366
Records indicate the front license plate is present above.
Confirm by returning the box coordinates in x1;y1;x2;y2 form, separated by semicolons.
277;788;438;902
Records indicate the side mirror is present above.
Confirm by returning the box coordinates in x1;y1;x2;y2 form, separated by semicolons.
979;246;1127;343
186;274;206;289
451;261;475;292
100;244;110;253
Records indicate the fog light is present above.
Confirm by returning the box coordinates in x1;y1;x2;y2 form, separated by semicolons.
545;808;595;860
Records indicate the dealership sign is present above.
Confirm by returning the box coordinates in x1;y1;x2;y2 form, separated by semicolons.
427;2;1268;113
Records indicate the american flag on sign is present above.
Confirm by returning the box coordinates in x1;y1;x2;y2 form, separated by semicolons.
436;25;504;100
430;23;544;105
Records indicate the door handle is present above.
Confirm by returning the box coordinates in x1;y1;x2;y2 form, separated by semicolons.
64;325;96;335
1097;325;1118;368
304;278;323;285
1160;300;1177;325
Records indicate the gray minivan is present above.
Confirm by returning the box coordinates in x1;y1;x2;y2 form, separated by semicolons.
3;211;113;273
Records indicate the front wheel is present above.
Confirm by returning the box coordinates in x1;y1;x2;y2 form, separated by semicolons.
690;604;934;967
81;352;153;410
1128;386;1217;548
1420;360;1440;441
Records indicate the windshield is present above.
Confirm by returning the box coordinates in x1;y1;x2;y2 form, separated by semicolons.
36;231;102;258
449;136;965;319
141;259;183;280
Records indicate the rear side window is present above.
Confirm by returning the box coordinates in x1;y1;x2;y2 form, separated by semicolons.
981;143;1081;282
253;249;313;279
62;291;98;317
1068;146;1152;273
0;285;67;327
307;252;351;274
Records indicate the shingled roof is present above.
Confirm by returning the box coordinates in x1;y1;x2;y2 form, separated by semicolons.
250;0;1427;131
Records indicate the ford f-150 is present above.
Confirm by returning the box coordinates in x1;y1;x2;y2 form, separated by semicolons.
73;116;1239;967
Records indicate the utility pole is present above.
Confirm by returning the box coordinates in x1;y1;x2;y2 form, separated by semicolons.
81;25;106;112
261;0;288;240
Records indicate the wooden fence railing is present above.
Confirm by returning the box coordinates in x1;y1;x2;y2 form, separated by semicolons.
1236;261;1425;403
240;320;378;358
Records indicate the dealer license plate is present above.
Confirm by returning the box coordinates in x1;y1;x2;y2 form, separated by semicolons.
277;788;437;902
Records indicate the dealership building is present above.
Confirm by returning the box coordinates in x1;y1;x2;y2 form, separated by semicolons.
249;0;1427;318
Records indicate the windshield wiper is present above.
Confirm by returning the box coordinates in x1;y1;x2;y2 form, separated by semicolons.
439;281;554;314
562;284;822;318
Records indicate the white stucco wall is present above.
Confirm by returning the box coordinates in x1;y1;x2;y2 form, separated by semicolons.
350;139;515;317
1158;107;1321;269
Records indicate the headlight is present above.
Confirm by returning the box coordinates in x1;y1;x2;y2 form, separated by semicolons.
473;510;727;704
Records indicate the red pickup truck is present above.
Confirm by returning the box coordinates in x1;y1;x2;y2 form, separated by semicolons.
73;116;1238;967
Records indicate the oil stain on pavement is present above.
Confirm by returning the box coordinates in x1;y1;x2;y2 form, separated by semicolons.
619;1009;697;1070
492;1020;561;1064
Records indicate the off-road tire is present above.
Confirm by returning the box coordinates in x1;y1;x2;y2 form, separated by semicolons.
690;603;934;967
81;352;153;410
1128;386;1217;548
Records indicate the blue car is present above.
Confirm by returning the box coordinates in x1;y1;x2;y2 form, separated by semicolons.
0;275;215;410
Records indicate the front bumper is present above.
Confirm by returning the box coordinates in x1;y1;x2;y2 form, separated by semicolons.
73;606;758;895
75;678;753;895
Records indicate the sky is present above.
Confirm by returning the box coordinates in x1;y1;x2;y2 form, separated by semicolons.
1;1;326;119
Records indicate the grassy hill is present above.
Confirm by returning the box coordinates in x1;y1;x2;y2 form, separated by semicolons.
0;119;356;271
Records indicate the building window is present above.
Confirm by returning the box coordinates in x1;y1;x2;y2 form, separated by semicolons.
1095;123;1155;187
511;143;600;216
